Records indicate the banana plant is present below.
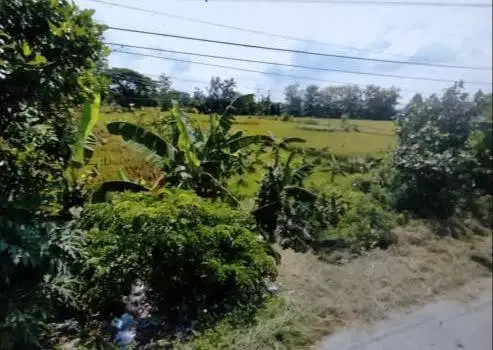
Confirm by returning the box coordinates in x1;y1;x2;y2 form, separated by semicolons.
252;139;317;244
60;94;102;213
99;95;273;204
70;93;101;171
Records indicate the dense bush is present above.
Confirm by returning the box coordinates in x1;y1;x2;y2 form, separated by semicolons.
391;83;481;218
468;113;492;195
329;195;397;251
0;0;106;347
77;190;278;330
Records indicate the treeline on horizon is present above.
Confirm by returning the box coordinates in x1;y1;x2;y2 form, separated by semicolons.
104;67;491;121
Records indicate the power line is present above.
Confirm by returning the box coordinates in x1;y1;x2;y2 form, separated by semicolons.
84;0;467;63
110;49;424;93
128;0;492;7
109;70;284;95
106;42;492;85
106;26;492;70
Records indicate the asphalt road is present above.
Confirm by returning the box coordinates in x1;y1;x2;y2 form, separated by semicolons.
317;280;492;350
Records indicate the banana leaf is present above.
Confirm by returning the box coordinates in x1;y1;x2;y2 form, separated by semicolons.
71;93;101;167
107;122;169;158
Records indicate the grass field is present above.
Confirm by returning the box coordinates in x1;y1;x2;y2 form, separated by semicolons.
89;107;396;190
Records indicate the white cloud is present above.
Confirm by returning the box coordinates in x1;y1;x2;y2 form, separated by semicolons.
76;0;492;102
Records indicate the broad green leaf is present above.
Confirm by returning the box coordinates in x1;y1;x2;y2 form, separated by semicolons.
202;171;239;206
107;121;169;158
171;101;200;168
228;135;273;153
284;186;317;203
292;164;313;183
71;94;100;167
220;94;254;131
279;137;306;149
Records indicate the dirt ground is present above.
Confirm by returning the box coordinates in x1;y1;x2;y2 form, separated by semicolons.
276;220;492;347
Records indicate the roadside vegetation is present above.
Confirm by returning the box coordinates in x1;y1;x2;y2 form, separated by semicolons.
1;1;491;349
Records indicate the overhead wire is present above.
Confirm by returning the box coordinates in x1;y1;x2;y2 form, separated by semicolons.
85;0;478;62
106;70;284;96
95;0;492;7
106;26;492;71
105;42;492;85
110;49;431;94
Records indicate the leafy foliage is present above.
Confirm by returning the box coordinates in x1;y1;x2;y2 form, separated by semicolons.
106;67;157;107
0;0;106;347
105;96;272;203
468;97;493;195
77;190;278;332
285;83;400;120
329;196;397;251
61;94;103;214
391;82;482;218
253;141;325;251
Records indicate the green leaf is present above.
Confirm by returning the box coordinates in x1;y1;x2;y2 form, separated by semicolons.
71;94;101;167
171;101;200;168
21;41;31;57
202;171;239;206
28;54;47;66
292;164;313;183
220;94;254;131
107;121;169;158
279;137;306;149
285;186;317;203
228;135;273;153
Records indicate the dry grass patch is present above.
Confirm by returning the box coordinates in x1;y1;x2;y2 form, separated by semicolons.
176;222;491;350
276;222;492;347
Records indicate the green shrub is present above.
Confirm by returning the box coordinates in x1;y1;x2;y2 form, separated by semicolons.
77;190;278;330
330;196;397;251
0;0;106;347
391;83;480;218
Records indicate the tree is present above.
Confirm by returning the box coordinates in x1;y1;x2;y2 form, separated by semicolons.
107;67;157;107
304;85;322;117
257;93;272;115
0;0;106;347
192;87;207;112
284;83;303;116
339;85;363;117
472;89;491;118
391;82;479;218
233;92;257;115
203;77;238;114
363;85;400;120
166;89;192;110
156;73;173;110
221;78;237;102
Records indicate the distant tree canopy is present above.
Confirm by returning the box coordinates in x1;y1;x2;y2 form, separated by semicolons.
284;83;401;120
102;68;488;122
106;67;157;107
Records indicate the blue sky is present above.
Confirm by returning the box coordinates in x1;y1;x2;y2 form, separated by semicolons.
75;0;492;102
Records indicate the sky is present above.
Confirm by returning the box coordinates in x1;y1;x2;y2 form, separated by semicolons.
75;0;492;103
